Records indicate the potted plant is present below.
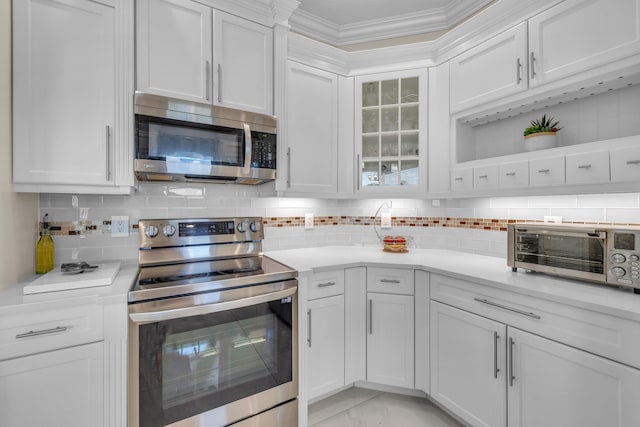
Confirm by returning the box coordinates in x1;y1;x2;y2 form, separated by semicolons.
523;114;561;151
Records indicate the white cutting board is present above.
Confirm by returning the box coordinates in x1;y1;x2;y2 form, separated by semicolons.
23;262;121;295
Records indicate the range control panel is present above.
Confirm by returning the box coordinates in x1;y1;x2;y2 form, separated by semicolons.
139;217;263;249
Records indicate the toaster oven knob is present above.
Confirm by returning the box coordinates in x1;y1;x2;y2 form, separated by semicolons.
163;224;176;237
631;254;639;262
250;221;261;232
237;222;247;233
611;253;626;263
611;266;626;277
144;225;159;238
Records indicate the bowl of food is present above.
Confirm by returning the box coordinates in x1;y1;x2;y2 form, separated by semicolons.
383;235;409;253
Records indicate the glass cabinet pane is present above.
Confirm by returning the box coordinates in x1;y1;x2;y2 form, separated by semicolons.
358;73;423;189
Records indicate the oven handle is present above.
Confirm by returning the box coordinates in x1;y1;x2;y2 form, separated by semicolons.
129;285;297;323
515;228;606;239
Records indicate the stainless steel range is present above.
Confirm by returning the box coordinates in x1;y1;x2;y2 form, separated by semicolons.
128;217;298;427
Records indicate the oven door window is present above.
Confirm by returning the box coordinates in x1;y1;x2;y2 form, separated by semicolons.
516;232;605;274
137;299;292;427
136;115;245;167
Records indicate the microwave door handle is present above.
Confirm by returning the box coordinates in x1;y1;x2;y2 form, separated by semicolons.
243;123;252;175
129;284;297;323
516;228;606;239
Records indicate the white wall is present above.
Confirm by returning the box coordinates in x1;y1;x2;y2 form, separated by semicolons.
0;0;39;289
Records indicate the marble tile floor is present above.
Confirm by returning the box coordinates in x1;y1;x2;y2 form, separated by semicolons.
308;387;464;427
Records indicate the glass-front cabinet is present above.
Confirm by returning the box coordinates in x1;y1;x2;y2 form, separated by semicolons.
355;69;428;194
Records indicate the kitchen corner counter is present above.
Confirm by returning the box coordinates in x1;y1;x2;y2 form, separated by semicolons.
265;246;640;322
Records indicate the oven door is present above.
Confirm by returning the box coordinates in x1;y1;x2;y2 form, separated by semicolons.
511;227;607;282
128;280;298;427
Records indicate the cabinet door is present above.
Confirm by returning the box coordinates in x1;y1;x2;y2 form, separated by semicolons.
451;167;473;192
355;69;428;194
529;155;565;187
367;292;414;388
13;0;115;186
450;22;528;113
528;0;640;87
0;342;104;427
286;62;338;194
214;11;273;115
508;327;640;427
565;149;610;185
430;301;507;427
136;0;212;103
499;160;529;188
307;295;345;400
610;147;640;182
473;164;500;190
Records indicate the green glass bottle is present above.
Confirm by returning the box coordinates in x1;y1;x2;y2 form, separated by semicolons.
36;213;54;274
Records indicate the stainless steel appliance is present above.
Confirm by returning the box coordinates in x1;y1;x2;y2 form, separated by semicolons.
128;217;298;427
508;223;640;293
134;92;276;184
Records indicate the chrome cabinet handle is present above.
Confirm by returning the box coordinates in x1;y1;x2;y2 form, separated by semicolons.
454;177;464;181
317;281;336;288
578;164;592;169
626;160;640;165
105;125;111;181
494;331;500;379
286;147;291;188
356;154;361;191
509;337;515;386
16;326;68;339
369;299;373;335
505;172;516;176
205;60;210;101
478;174;488;179
307;309;312;347
538;169;550;173
242;123;252;175
380;279;400;284
516;57;522;84
474;297;541;320
217;63;222;103
530;52;536;79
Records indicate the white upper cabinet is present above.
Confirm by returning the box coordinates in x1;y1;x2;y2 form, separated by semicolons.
136;0;273;114
528;0;640;87
450;22;528;113
214;11;273;114
355;69;428;195
12;0;133;192
136;0;212;103
285;61;338;194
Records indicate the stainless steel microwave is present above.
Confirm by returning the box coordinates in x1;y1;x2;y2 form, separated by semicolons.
134;92;276;184
508;223;640;293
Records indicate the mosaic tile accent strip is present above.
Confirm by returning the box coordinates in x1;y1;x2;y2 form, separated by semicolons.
40;217;640;236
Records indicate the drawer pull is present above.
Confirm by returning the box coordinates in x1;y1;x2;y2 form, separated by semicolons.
473;297;541;320
16;326;68;339
505;172;516;176
317;281;336;288
380;279;401;284
626;160;640;165
537;169;550;173
478;174;488;179
577;164;592;169
454;177;464;181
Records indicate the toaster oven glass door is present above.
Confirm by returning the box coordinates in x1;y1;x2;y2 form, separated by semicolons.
515;230;605;275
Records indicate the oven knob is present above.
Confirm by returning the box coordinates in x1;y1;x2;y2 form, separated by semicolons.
631;254;640;262
250;221;261;232
611;266;626;277
144;225;159;238
237;222;246;233
163;225;176;237
611;253;626;263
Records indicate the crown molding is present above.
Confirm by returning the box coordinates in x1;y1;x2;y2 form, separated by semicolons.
289;0;492;46
197;0;300;26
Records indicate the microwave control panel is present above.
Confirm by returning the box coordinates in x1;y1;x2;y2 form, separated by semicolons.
607;230;640;288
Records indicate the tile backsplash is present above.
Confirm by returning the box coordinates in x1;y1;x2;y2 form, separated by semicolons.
39;183;640;264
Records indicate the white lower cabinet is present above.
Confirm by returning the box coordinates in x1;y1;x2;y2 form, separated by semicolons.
306;269;346;400
0;342;104;427
307;295;345;399
431;291;640;427
366;268;415;389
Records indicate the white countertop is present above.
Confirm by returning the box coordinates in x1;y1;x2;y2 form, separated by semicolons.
265;246;640;322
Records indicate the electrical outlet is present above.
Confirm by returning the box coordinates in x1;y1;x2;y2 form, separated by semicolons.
381;212;392;228
111;215;129;237
544;215;562;224
305;213;314;229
